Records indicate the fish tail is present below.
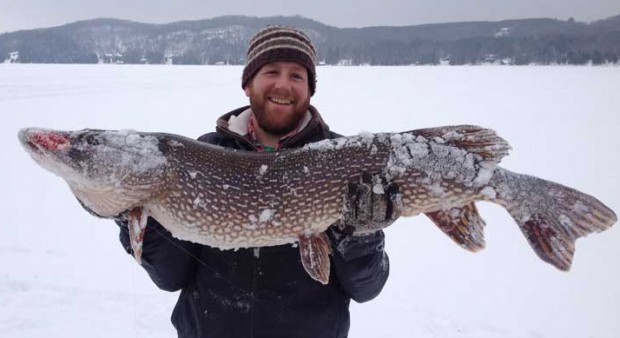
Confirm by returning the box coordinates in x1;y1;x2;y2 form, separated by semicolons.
490;169;616;270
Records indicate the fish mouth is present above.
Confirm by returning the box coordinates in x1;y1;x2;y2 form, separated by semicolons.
18;128;71;153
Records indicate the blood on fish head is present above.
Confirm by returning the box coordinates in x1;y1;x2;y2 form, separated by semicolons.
24;130;71;152
19;128;167;181
19;127;169;217
18;128;86;180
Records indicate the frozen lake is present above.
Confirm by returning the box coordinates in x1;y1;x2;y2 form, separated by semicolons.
1;64;619;337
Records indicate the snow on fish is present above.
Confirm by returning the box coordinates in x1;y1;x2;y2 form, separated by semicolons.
17;126;617;284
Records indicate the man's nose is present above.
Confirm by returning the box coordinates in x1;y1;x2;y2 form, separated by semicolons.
273;73;293;89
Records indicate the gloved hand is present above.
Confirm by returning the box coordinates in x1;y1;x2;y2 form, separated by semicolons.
335;172;402;236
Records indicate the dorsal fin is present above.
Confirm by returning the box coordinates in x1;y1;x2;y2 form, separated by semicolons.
425;202;486;252
410;125;511;163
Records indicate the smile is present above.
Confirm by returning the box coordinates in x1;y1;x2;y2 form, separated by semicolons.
268;97;294;105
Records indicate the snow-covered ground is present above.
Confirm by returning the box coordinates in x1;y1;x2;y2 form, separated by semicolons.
1;64;618;337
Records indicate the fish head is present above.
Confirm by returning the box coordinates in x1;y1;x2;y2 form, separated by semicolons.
18;128;168;217
19;128;82;176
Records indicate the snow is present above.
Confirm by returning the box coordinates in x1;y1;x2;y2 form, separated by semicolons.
258;209;275;223
1;64;619;338
258;164;268;176
473;161;496;186
372;178;385;194
303;134;360;151
97;130;166;173
480;186;497;200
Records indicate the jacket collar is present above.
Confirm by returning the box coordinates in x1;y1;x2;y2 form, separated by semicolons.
215;105;331;150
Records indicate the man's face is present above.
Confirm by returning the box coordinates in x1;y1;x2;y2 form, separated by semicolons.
244;61;311;136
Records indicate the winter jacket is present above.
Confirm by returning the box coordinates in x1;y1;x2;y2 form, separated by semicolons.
117;105;390;338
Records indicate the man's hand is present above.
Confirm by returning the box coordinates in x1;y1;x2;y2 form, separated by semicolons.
336;172;402;235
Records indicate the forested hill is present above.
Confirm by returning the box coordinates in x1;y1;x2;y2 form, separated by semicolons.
1;14;619;65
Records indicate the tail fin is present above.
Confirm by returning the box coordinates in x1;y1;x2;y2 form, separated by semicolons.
493;170;616;270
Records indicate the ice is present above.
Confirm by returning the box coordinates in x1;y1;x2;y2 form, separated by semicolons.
1;64;619;338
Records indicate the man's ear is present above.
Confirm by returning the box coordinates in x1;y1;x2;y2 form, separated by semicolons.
244;85;251;97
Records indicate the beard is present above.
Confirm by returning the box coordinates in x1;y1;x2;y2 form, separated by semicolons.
249;90;310;136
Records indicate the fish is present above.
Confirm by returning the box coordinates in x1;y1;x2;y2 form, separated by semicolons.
18;125;617;284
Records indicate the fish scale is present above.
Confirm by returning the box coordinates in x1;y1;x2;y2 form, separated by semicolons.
18;125;617;284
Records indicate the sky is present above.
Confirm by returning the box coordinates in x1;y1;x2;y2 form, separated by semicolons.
1;0;620;33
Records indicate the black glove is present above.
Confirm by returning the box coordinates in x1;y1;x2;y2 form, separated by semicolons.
335;172;402;235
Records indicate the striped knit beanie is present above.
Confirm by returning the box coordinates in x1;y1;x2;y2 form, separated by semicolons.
242;26;317;96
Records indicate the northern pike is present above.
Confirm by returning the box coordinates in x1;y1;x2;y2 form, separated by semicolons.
18;126;616;284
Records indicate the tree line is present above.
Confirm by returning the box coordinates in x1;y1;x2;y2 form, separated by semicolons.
2;15;619;65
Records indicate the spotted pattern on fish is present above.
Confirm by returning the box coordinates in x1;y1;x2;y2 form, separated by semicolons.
18;125;617;283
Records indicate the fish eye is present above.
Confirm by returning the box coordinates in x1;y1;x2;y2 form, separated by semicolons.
84;134;100;146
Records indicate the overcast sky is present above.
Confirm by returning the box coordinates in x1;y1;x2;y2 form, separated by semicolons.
2;0;620;33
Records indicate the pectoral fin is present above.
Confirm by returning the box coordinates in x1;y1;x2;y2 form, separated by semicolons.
426;203;486;252
298;232;332;284
69;181;163;218
128;207;148;264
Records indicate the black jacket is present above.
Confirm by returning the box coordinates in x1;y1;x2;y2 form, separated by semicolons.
118;105;389;338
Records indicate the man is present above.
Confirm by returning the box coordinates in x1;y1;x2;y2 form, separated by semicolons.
117;25;399;338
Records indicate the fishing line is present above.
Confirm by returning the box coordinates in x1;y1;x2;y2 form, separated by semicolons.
149;225;255;299
118;215;297;325
130;254;139;337
149;225;292;324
